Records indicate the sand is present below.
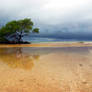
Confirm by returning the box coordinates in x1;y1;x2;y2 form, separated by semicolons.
0;42;92;92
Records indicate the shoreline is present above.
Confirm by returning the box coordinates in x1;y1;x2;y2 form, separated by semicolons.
0;42;92;92
0;41;92;48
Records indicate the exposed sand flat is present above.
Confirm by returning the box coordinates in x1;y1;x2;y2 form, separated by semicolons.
0;42;92;48
0;45;92;92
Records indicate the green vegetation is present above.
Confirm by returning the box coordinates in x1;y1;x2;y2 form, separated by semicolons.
0;18;39;44
79;41;84;43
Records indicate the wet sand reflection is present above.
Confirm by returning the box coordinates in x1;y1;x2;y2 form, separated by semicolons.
0;47;91;92
0;48;40;70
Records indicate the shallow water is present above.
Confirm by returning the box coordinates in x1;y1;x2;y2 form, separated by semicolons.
0;47;92;92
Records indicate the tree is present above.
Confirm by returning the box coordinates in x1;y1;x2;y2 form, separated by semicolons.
0;18;39;43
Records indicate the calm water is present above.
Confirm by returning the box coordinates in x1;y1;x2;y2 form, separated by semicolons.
0;47;92;92
24;37;92;43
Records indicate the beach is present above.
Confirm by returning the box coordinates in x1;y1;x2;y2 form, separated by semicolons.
0;42;92;92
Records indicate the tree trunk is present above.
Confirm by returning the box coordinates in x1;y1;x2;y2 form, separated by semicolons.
18;31;23;43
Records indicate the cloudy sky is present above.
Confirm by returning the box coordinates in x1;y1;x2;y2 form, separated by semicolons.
0;0;92;40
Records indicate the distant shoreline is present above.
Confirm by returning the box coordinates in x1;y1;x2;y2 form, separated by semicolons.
0;41;92;48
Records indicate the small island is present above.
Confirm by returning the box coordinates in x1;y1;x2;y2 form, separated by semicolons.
0;18;39;44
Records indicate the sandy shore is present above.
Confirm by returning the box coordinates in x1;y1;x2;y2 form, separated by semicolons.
0;42;92;48
0;44;92;92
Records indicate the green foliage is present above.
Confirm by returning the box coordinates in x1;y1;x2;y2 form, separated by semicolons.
18;18;34;33
79;41;84;43
33;28;39;33
0;18;39;43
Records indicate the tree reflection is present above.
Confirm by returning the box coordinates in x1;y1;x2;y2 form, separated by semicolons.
0;48;40;70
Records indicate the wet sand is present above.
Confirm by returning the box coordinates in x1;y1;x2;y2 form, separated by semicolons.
0;43;92;92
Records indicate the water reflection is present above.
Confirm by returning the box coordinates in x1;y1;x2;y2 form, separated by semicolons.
0;48;40;70
0;47;91;70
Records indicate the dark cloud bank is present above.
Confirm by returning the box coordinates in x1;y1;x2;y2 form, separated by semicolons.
1;16;92;41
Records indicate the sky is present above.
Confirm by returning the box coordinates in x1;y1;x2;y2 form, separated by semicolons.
0;0;92;40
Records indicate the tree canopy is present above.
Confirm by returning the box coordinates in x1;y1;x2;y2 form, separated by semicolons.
0;18;39;44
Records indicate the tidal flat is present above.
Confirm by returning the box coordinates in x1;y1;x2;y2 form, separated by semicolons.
0;44;92;92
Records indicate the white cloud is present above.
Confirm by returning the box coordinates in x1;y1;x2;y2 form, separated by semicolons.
0;0;92;25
